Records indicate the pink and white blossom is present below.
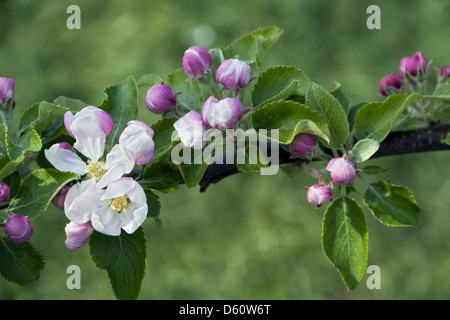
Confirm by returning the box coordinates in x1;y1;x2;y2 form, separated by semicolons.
202;96;243;130
64;178;148;236
326;157;356;185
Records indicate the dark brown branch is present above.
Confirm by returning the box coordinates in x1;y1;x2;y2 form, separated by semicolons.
199;124;450;192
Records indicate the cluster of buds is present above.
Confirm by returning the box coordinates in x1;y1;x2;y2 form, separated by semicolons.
0;79;34;244
1;180;34;244
379;51;450;97
305;156;356;210
145;45;252;149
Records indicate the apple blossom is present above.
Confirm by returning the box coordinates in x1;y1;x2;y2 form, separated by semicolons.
64;178;148;236
173;110;208;150
202;96;243;130
119;120;155;165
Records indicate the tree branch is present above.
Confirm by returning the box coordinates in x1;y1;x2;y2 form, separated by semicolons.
199;124;450;192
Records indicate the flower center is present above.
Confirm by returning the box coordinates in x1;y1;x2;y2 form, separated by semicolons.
110;195;128;212
85;160;105;178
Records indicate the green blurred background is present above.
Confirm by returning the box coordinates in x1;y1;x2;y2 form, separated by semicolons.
1;0;450;299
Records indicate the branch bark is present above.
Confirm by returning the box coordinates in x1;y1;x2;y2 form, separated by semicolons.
198;124;450;192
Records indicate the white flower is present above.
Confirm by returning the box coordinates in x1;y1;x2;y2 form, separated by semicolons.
64;178;148;236
45;106;135;187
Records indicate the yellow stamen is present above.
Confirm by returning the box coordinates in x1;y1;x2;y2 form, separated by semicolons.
85;160;105;178
110;195;128;212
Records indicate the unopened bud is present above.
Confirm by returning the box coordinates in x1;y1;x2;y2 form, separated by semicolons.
289;133;316;157
326;157;356;185
215;59;251;91
306;184;333;207
202;96;243;130
119;120;155;165
0;77;14;104
5;214;34;244
379;73;403;97
399;51;428;77
145;84;176;114
65;221;93;252
182;46;212;79
52;185;70;211
0;181;10;202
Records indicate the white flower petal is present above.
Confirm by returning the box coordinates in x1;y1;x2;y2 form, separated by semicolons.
91;207;122;236
121;203;148;234
65;180;105;224
126;181;147;205
100;177;135;200
104;144;135;171
71;116;106;162
45;144;86;175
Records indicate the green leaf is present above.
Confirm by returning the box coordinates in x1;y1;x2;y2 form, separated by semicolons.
0;126;42;180
441;132;450;145
18;102;68;144
329;83;352;114
53;96;89;112
306;82;349;148
163;68;204;113
361;165;388;175
178;161;209;188
251;100;331;144
353;93;420;142
89;228;147;300
144;189;161;218
363;180;421;227
348;139;379;163
141;162;183;191
322;196;368;290
0;238;45;286
103;76;139;146
151;118;177;162
7;169;79;219
209;48;225;80
222;26;284;66
251;66;311;108
423;81;450;101
137;74;163;88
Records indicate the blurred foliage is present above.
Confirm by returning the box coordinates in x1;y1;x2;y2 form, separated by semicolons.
1;0;450;299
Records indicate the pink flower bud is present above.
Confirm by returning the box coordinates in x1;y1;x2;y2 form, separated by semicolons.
64;106;114;138
326;157;356;185
182;46;212;79
0;181;10;202
119;120;155;165
0;77;14;104
173;110;208;150
379;73;403;97
216;59;251;91
52;185;70;211
202;96;243;130
5;214;34;244
307;184;333;207
399;51;428;77
65;221;93;252
145;84;176;114
289;133;316;157
440;66;450;78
